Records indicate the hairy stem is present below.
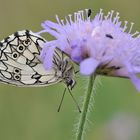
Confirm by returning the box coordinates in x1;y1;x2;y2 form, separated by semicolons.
76;75;96;140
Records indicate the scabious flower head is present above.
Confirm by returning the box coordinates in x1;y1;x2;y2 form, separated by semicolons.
39;9;140;92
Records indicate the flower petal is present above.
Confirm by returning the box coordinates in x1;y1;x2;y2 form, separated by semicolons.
71;47;82;63
129;73;140;92
40;45;56;70
80;58;100;75
125;61;140;92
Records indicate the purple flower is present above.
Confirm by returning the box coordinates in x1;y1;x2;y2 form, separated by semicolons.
39;9;140;92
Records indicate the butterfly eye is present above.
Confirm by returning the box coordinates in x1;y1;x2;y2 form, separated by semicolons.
13;68;20;74
23;38;31;46
12;52;19;59
17;44;25;53
13;74;20;81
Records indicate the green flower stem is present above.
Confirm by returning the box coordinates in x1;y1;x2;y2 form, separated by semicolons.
76;75;96;140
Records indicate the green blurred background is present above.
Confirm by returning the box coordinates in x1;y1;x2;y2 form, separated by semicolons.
0;0;140;140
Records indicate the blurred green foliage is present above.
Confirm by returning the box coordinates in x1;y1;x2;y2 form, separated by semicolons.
0;0;140;140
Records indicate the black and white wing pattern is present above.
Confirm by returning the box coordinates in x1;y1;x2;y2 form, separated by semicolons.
0;30;76;88
0;30;62;86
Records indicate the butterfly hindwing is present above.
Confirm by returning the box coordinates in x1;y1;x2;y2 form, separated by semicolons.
0;30;59;86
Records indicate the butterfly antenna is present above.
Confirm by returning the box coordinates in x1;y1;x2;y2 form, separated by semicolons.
67;88;81;113
57;88;67;112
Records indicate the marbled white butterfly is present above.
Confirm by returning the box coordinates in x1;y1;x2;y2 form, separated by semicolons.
0;30;76;89
0;30;81;112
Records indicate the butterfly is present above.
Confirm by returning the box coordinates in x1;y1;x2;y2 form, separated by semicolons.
0;30;80;112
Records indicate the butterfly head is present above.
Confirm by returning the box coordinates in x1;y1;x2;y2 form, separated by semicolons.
65;78;76;90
